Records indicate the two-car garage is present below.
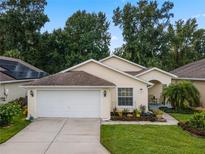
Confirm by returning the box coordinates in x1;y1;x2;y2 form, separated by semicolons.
25;71;115;120
36;90;101;118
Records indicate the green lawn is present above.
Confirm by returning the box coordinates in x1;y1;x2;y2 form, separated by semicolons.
169;113;194;122
101;125;205;154
0;115;31;144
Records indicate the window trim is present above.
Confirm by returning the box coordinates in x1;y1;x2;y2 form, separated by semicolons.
117;87;134;107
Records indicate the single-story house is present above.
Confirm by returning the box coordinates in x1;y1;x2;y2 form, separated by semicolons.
0;56;47;103
23;55;177;120
171;58;205;107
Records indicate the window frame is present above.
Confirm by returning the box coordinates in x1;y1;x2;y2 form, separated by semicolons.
117;87;134;107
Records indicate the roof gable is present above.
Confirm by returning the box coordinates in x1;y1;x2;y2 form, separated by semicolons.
61;59;152;85
100;55;146;71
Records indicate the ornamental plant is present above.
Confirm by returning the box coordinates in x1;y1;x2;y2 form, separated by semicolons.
0;102;21;126
188;112;205;131
163;81;200;109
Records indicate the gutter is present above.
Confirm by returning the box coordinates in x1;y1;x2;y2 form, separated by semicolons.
21;85;116;88
173;77;205;81
0;79;36;84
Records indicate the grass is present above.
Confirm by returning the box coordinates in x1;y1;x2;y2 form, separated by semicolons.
101;125;205;154
169;113;194;122
0;115;31;144
159;107;195;122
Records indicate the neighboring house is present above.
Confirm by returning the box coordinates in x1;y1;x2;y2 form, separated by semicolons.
171;59;205;107
23;55;177;120
0;56;48;103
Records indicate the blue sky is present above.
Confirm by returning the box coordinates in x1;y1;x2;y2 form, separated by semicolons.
42;0;205;51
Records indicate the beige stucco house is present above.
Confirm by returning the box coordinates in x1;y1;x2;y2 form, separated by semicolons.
23;55;177;120
171;59;205;107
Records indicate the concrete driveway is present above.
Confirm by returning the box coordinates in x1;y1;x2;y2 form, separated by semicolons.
0;118;109;154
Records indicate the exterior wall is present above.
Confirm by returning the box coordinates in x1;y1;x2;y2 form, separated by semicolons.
138;70;172;85
100;89;112;120
101;57;143;72
148;82;163;102
74;61;149;111
27;87;112;120
27;89;37;118
138;70;172;103
0;81;29;104
172;79;205;107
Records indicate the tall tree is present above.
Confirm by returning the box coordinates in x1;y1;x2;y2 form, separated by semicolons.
0;0;49;59
167;19;205;70
33;29;69;74
64;10;111;67
112;0;174;67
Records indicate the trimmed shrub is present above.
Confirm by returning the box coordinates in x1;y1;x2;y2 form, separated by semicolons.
0;102;21;126
188;112;205;131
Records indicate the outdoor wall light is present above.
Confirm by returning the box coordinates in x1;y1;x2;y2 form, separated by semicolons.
140;88;143;93
103;90;107;97
30;90;34;97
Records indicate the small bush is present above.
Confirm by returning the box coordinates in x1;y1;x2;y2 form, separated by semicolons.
140;105;146;113
153;109;163;115
133;109;141;117
153;109;164;118
188;112;205;131
0;102;21;126
122;108;129;116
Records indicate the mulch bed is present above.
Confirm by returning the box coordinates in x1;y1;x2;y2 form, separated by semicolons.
178;122;205;137
111;116;166;122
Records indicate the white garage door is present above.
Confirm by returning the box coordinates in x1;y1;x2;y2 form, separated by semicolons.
37;90;101;118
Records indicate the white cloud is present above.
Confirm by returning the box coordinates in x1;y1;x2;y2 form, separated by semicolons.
191;13;205;19
111;35;119;41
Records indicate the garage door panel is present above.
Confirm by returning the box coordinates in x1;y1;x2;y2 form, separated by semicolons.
37;90;101;118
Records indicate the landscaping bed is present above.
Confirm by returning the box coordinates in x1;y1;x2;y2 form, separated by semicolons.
178;122;205;137
0;97;31;143
177;112;205;137
111;108;166;122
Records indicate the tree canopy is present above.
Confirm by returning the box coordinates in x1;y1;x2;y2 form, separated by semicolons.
0;0;205;74
0;0;49;58
113;0;205;71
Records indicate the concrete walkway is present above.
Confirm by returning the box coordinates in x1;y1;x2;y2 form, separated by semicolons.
102;113;178;125
0;118;109;154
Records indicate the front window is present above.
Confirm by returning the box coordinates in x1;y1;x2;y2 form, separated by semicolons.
118;88;133;106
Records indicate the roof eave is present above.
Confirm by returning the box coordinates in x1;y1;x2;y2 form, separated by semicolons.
173;77;205;81
135;67;178;78
21;85;116;88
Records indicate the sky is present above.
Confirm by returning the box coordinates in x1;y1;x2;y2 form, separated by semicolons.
42;0;205;52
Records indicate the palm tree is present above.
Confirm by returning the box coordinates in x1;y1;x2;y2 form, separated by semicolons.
163;81;200;109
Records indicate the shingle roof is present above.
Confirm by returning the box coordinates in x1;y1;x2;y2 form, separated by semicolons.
24;71;115;86
0;72;15;81
125;69;149;76
170;59;205;78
